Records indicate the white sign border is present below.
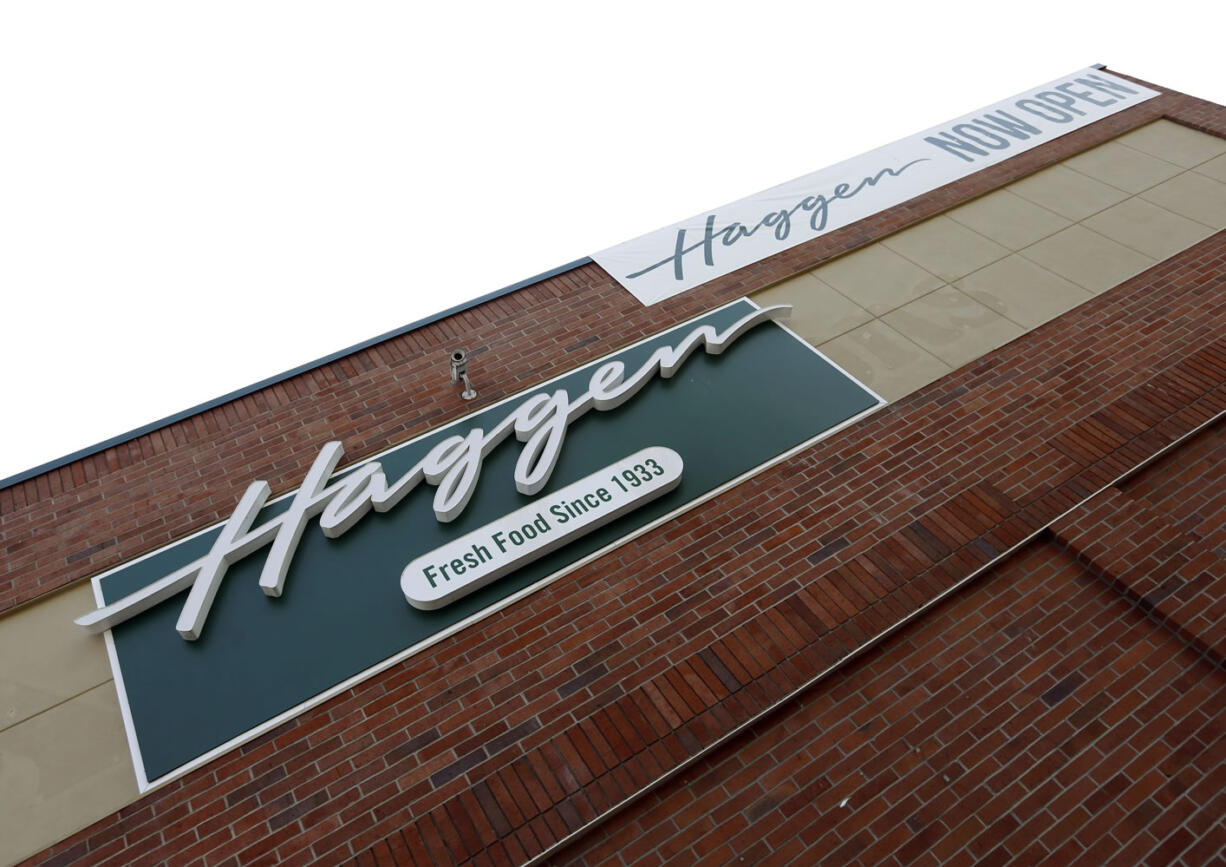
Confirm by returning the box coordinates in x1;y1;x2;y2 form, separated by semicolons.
91;298;885;793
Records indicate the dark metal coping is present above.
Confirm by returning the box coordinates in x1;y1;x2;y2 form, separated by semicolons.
0;257;595;491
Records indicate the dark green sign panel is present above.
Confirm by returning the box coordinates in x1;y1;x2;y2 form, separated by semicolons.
97;301;879;786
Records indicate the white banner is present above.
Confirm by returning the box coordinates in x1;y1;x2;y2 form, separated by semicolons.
593;68;1160;305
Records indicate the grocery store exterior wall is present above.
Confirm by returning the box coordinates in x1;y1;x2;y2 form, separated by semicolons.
1;69;1225;865
0;70;1211;613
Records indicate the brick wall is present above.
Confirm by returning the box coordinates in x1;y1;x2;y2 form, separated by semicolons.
559;413;1226;866
11;72;1226;864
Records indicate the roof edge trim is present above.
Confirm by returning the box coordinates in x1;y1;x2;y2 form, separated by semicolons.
0;256;595;492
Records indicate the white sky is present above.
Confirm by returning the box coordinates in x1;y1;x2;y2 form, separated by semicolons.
2;2;1223;483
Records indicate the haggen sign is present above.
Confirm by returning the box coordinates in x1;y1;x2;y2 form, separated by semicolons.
594;68;1160;304
80;300;880;790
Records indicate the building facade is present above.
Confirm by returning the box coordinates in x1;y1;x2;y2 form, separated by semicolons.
2;67;1225;865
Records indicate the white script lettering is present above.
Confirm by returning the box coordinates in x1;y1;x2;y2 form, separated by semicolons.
76;305;790;639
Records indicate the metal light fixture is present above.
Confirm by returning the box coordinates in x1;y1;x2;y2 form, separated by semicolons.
449;349;476;400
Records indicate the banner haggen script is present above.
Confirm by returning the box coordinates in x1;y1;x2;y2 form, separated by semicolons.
593;68;1159;304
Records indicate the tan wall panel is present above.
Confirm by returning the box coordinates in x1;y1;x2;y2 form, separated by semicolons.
0;681;137;866
752;122;1226;401
0;585;138;865
0;582;112;733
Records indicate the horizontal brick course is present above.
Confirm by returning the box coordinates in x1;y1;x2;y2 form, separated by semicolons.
565;537;1226;865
